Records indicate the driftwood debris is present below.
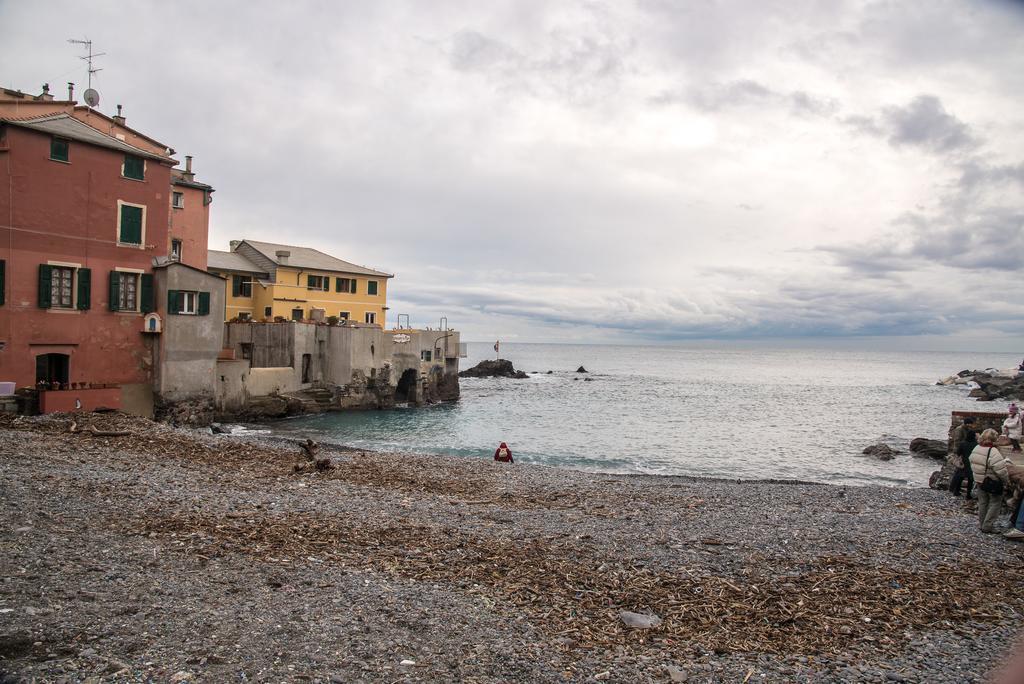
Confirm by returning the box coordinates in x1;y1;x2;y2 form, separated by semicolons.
67;421;130;437
294;438;333;473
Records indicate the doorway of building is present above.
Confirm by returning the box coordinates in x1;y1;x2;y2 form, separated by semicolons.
36;353;70;386
301;354;312;383
394;369;417;403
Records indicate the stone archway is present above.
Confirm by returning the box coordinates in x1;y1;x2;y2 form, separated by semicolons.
394;368;418;404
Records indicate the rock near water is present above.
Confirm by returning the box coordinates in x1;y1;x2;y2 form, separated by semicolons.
938;368;1024;401
862;444;900;461
458;359;528;379
909;438;947;460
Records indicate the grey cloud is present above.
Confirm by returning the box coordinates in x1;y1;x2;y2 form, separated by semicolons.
392;267;1024;341
824;209;1024;274
883;95;977;153
847;95;979;154
957;161;1024;194
441;23;631;104
676;79;837;116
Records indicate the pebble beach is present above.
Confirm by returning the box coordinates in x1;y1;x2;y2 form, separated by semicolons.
2;412;1023;683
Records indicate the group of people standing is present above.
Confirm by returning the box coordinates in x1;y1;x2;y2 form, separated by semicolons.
949;403;1024;540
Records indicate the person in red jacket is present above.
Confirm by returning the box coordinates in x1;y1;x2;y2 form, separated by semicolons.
494;442;514;463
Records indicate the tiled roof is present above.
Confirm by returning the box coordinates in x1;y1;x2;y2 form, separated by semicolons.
207;250;267;275
1;112;173;162
242;240;393;278
171;168;214;191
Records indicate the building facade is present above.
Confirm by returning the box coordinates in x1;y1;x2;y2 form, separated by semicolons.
0;85;216;415
207;240;392;326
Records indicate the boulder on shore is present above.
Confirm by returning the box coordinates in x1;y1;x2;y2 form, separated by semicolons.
862;444;900;461
909;437;947;460
458;359;528;379
576;366;588;373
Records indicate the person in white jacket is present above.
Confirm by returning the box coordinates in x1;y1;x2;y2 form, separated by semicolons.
970;429;1011;532
1003;403;1022;453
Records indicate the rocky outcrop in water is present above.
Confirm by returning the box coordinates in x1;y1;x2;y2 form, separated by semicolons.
862;444;900;461
937;368;1024;402
458;359;528;379
909;438;947;460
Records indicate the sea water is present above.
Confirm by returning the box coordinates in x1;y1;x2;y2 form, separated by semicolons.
266;343;1022;487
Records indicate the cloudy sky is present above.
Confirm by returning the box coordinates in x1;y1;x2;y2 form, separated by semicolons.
3;1;1023;350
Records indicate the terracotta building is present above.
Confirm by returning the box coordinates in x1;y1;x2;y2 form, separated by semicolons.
0;84;216;414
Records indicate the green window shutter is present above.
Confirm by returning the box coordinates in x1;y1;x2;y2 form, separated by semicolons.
198;291;211;316
50;138;69;162
335;277;342;292
119;205;143;244
306;275;315;288
351;279;357;294
140;274;154;313
108;271;120;311
123;155;145;180
0;260;5;306
167;289;179;314
232;275;241;297
38;264;53;308
76;267;91;310
368;280;378;296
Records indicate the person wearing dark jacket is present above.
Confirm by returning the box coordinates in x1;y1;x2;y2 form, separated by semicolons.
949;418;977;497
494;442;514;463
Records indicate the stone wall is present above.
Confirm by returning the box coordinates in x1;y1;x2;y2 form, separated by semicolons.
210;321;463;418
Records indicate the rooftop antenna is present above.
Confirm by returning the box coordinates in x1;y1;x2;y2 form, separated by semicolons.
67;38;105;90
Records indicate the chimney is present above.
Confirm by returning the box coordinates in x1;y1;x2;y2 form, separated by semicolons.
182;155;195;181
112;104;126;126
36;83;53;101
67;82;75;101
229;240;240;251
276;250;291;265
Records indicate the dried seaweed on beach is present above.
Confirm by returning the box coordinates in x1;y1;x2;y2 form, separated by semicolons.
133;511;1022;656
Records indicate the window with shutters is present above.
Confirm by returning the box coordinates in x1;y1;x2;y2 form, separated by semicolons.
116;272;140;311
170;239;182;261
336;277;356;293
367;280;379;296
232;274;253;298
51;266;75;308
364;312;376;324
172;192;184;209
306;275;329;291
50;137;69;162
172;291;197;315
117;201;146;246
122;154;145;180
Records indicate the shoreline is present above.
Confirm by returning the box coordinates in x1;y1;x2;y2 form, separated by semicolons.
241;425;925;490
3;412;1022;683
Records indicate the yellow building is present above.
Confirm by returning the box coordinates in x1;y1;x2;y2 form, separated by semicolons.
207;240;392;325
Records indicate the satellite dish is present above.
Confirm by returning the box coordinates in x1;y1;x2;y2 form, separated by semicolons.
83;88;99;107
